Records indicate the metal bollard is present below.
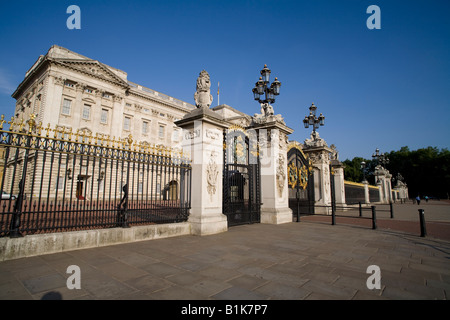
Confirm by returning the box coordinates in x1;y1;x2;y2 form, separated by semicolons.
359;202;362;217
418;209;427;237
390;202;394;219
331;205;336;225
371;206;377;230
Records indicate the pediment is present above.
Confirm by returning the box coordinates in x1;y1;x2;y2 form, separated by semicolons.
53;58;129;87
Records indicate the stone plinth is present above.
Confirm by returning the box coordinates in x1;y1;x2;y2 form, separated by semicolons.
175;107;228;235
252;120;293;224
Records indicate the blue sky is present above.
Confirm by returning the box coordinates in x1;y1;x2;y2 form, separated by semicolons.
0;0;449;161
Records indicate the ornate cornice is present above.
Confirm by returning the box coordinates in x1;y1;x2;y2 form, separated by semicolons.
49;58;130;89
127;88;194;114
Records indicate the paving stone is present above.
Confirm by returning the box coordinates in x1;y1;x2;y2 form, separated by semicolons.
94;261;148;282
80;274;137;299
352;290;387;300
190;279;232;297
148;284;209;300
0;279;33;299
226;274;269;290
124;274;172;293
197;265;242;281
211;286;269;300
300;279;358;299
141;262;183;278
166;271;205;286
254;281;310;300
22;273;67;295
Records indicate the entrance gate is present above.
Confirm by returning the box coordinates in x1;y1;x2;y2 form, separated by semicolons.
287;144;314;220
222;126;261;226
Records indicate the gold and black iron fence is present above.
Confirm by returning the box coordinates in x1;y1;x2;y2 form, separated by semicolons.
0;114;192;237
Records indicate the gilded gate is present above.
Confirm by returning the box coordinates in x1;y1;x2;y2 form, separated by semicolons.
287;142;314;220
222;126;261;226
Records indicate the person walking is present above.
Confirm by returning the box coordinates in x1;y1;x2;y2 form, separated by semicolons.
416;195;421;205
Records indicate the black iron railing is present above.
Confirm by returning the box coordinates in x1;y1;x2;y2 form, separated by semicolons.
0;114;191;237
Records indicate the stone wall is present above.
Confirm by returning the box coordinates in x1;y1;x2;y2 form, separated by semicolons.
0;222;190;261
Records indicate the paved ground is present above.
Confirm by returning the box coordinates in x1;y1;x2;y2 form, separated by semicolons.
0;202;449;301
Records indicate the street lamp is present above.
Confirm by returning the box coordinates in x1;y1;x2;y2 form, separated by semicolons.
252;64;281;105
372;148;389;168
303;103;325;138
360;161;367;182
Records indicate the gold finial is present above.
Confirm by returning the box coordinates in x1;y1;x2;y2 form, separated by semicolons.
36;121;43;136
27;114;36;134
8;116;16;132
18;118;25;132
45;123;51;137
67;127;73;141
0;115;6;130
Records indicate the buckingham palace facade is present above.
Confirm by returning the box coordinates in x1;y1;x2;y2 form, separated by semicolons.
3;45;250;203
12;45;197;148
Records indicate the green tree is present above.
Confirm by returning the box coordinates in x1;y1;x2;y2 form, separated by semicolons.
343;157;375;183
344;146;450;199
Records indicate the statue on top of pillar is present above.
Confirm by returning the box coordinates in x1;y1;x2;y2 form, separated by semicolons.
194;70;213;109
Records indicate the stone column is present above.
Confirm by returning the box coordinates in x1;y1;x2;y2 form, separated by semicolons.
253;121;293;224
386;173;393;203
363;181;370;204
175;107;228;235
302;133;334;214
331;161;346;207
377;179;384;203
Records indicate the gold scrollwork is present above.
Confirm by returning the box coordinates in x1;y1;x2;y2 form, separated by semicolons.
298;164;308;190
288;162;299;189
287;162;309;190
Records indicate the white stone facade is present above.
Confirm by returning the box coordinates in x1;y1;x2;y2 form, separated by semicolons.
12;45;195;148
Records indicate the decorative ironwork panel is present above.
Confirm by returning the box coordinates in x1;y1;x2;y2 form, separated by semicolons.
0;114;192;237
287;143;314;218
223;126;260;226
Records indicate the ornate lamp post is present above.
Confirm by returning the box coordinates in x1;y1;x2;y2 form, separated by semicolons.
303;103;325;139
372;148;389;168
361;161;367;182
252;64;281;113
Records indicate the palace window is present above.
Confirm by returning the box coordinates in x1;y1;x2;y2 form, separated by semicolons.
61;98;72;115
56;176;65;190
123;116;131;131
159;125;165;138
142;121;149;134
173;130;179;141
82;104;91;120
64;81;74;88
100;109;108;124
